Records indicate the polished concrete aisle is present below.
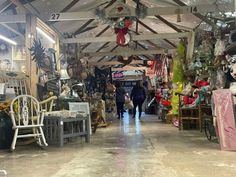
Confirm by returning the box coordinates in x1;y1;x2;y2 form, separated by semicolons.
1;113;236;177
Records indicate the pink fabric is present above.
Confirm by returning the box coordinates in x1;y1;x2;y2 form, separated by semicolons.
213;89;236;151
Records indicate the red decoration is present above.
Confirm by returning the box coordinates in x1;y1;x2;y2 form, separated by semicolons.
161;99;171;107
113;18;133;46
117;6;124;12
193;80;209;88
147;60;154;68
115;27;129;46
124;19;132;28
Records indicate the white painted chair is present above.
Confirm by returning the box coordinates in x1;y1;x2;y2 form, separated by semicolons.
10;95;48;150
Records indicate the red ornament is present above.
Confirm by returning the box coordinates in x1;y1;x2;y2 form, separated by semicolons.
115;27;129;46
147;60;154;66
117;6;124;12
124;19;132;28
147;60;155;70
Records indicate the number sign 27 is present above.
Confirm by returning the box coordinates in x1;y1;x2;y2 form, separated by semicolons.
50;13;60;20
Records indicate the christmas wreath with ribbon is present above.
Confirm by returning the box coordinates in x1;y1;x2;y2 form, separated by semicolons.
95;7;133;46
114;18;133;46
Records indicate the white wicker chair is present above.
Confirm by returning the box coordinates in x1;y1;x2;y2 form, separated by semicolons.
10;95;48;150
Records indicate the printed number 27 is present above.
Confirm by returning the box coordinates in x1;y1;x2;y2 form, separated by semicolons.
51;13;60;20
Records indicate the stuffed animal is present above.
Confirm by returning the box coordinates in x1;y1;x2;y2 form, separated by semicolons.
60;83;70;97
97;99;106;125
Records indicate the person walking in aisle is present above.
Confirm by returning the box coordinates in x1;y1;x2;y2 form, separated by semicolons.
131;81;146;119
115;82;126;119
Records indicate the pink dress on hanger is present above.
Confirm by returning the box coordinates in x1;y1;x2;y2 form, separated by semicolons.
213;89;236;151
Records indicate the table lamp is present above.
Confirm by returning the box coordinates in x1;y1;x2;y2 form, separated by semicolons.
60;69;70;80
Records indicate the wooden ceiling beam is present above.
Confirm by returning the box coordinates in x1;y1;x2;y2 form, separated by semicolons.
76;1;117;51
135;41;153;58
74;19;94;35
81;49;174;58
10;0;64;38
75;26;98;35
172;0;216;28
0;23;24;37
80;25;110;51
137;19;176;48
112;66;147;71
108;56;117;62
133;29;162;49
88;42;110;59
48;0;81;26
134;0;182;32
96;42;110;52
61;0;80;12
11;6;24;34
64;32;190;44
155;15;182;33
89;60;143;66
97;44;119;62
0;1;24;38
133;0;181;48
0;0;12;13
0;14;25;23
48;2;233;21
73;0;116;36
104;0;117;8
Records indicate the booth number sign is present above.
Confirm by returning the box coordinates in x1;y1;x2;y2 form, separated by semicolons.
189;6;198;13
50;13;61;21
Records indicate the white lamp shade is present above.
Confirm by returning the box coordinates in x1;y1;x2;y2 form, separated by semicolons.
60;69;70;80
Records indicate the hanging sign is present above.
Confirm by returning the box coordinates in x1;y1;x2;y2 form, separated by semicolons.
113;72;124;79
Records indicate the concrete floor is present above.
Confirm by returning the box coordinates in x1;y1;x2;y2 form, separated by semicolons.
1;113;236;177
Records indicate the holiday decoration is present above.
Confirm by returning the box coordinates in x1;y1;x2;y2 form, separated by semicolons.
114;18;133;46
106;2;131;17
96;1;147;19
188;32;215;76
117;55;133;65
95;2;134;46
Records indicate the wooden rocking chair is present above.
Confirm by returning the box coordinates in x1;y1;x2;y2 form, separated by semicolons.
10;95;48;151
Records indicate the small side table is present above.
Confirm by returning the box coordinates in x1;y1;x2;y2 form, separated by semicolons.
44;115;90;147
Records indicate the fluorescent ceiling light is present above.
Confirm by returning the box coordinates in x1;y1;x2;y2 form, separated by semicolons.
36;27;56;44
0;34;17;45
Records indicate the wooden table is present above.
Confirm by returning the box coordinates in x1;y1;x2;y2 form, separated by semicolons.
44;114;90;147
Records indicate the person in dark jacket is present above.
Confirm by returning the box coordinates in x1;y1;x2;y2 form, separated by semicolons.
115;82;126;119
131;81;146;119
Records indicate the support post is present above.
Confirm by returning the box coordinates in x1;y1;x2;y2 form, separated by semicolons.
25;14;37;97
186;31;195;63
